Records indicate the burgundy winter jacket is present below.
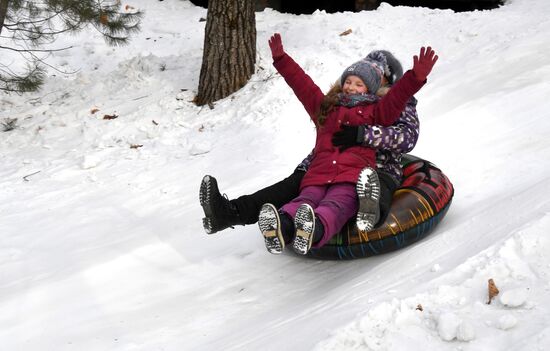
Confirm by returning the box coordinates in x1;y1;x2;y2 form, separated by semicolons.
273;53;425;190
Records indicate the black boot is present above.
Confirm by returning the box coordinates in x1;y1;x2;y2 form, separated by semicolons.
293;205;325;255
312;218;325;245
293;204;316;255
200;175;241;234
356;167;381;232
279;211;295;245
258;204;285;254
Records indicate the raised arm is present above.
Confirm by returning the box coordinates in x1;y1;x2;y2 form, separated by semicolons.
371;47;438;126
269;33;324;121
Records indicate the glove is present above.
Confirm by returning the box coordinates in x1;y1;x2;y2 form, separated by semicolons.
332;125;365;152
268;33;285;60
412;46;439;82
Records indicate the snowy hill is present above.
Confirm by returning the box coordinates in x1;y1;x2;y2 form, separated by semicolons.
1;0;550;350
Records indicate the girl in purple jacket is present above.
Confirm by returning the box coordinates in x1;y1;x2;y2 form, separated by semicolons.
258;33;438;255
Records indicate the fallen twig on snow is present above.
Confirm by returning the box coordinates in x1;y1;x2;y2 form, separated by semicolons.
23;171;41;182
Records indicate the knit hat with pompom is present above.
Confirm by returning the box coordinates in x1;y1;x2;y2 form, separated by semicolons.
367;50;403;84
340;52;387;94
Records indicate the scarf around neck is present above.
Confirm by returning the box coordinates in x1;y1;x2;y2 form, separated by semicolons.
337;92;379;108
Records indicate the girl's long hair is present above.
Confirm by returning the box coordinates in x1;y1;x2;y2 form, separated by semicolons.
316;80;391;127
317;81;342;127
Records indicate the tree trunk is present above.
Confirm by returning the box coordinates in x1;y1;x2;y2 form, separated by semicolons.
255;0;268;11
355;0;380;11
195;0;256;106
0;0;9;36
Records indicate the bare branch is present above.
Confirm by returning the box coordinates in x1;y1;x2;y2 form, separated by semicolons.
0;44;73;53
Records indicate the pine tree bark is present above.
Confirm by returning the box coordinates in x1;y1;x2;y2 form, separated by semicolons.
355;0;380;11
0;0;9;35
195;0;256;106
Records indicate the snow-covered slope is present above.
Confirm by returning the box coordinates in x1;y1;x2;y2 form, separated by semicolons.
1;0;550;350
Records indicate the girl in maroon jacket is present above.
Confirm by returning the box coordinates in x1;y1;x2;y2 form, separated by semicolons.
259;33;438;255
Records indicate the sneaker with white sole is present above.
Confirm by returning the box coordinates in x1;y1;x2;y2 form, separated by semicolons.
258;203;285;254
293;204;316;255
356;167;381;232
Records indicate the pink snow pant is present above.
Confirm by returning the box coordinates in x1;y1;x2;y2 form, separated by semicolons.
280;183;358;248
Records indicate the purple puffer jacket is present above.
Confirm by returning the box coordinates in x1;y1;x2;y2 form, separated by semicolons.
296;97;419;184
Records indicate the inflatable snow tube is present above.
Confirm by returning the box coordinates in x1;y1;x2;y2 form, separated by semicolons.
308;155;454;260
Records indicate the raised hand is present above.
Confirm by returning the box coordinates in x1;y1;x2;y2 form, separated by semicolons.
268;33;285;60
412;47;439;82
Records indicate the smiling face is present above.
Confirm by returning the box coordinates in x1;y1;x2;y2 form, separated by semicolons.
342;75;368;94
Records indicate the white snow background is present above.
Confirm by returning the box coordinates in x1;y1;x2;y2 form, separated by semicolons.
2;0;550;350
